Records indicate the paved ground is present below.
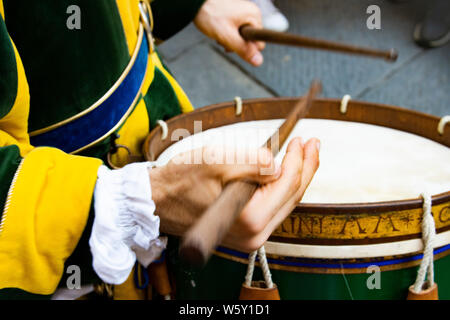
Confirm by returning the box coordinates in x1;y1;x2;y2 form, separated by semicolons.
158;0;449;117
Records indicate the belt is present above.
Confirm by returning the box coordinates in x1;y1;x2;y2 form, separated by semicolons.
30;23;150;154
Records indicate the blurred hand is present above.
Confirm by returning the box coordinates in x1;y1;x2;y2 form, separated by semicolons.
150;137;320;252
194;0;266;66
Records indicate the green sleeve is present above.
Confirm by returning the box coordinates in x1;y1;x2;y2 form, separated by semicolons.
151;0;206;40
0;145;22;224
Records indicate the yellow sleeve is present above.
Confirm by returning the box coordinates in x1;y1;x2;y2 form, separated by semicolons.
0;148;101;295
0;8;102;295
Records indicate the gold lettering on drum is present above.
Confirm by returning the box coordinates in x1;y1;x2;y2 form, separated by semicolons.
372;215;399;233
272;203;450;240
279;216;299;234
299;216;314;234
278;216;322;236
338;216;367;235
439;206;450;223
318;216;325;234
399;214;413;229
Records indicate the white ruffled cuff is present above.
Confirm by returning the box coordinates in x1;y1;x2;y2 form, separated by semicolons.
89;162;166;285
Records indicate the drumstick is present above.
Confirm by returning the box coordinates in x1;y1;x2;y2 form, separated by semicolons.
179;80;323;267
239;25;398;62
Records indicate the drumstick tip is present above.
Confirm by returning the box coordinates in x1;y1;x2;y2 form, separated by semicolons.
387;48;399;62
179;240;207;268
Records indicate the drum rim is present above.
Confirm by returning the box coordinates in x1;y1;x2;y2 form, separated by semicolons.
143;97;450;214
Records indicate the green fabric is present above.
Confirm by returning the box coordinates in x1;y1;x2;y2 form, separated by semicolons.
0;1;199;299
151;0;206;40
3;0;130;132
170;240;450;300
0;288;51;300
143;68;182;130
155;49;174;77
77;135;114;162
0;15;17;119
0;147;30;300
0;145;22;223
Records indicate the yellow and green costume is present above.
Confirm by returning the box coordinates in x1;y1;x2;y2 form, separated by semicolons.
0;0;205;299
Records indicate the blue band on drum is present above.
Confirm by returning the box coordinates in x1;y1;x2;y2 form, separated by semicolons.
216;244;450;269
30;32;149;154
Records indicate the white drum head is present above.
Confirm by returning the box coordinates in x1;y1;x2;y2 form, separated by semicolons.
157;119;450;204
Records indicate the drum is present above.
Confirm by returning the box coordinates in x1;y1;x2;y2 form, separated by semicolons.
143;97;450;300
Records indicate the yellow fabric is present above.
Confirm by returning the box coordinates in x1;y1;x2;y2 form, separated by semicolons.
113;266;151;300
0;0;4;19
141;51;157;96
0;39;33;156
152;54;194;112
0;148;102;294
110;99;149;167
0;0;191;297
0;18;102;295
116;0;140;56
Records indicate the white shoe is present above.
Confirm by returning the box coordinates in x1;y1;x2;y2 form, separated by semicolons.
251;0;289;32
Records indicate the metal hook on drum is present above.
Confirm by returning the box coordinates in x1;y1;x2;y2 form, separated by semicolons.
340;94;351;114
157;120;168;140
437;115;450;135
107;144;133;169
234;96;243;116
139;0;155;53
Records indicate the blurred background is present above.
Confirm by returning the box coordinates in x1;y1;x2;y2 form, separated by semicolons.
158;0;449;117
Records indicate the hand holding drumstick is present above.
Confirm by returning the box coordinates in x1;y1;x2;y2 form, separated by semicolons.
150;136;320;261
149;82;321;266
194;0;397;68
179;81;321;265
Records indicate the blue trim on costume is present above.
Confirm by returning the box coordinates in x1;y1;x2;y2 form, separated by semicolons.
134;262;149;290
30;34;149;153
216;244;450;269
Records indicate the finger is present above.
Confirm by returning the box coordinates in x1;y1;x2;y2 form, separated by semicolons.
296;138;321;201
240;10;265;52
243;3;264;29
278;137;304;190
258;137;305;206
242;196;297;251
241;42;264;67
252;137;304;205
226;29;264;66
255;138;320;233
226;185;300;252
235;138;304;234
226;139;320;252
256;41;266;51
247;43;264;66
204;147;281;185
219;41;233;53
247;138;321;244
